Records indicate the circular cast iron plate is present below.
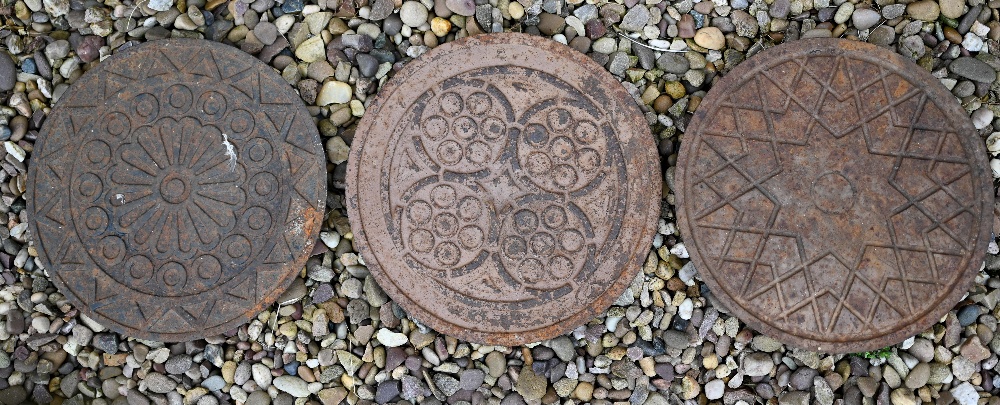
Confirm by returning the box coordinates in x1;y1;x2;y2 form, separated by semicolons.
27;39;326;342
676;38;993;353
347;33;661;345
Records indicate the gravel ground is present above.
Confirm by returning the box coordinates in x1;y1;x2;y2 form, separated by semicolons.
0;0;1000;402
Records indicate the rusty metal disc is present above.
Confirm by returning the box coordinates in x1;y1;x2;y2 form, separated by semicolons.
676;38;993;353
347;33;661;345
27;39;326;342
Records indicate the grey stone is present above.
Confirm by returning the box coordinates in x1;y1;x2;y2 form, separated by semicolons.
201;375;225;392
433;374;460;397
164;355;192;375
0;53;15;92
356;54;379;78
459;369;485;390
656;52;690;74
93;333;118;354
742;353;774;377
778;391;810;405
253;22;278;45
549;336;576;362
273;376;309;398
369;0;395;19
868;25;895;46
881;4;905;19
770;0;790;18
375;381;400;403
0;386;27;405
950;57;997;83
852;8;880;30
144;373;177;394
661;330;688;350
619;6;650;31
789;368;817;390
905;363;930;388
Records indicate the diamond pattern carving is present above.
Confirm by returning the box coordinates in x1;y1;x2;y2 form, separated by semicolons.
676;39;991;352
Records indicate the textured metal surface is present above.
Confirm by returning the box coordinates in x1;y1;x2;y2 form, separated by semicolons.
27;39;327;342
347;33;661;345
676;38;993;353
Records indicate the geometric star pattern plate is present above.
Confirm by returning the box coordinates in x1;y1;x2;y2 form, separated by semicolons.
27;39;326;342
347;33;661;346
675;38;993;353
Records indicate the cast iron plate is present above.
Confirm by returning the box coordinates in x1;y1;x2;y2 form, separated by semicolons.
347;33;661;345
676;38;993;353
27;39;326;342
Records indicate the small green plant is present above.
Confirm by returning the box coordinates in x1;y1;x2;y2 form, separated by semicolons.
856;347;893;360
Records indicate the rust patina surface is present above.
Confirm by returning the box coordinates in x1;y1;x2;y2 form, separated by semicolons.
347;33;661;345
27;39;326;342
676;38;993;353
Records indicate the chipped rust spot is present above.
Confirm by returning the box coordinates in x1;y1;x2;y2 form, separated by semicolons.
27;39;326;342
676;38;993;353
347;33;662;345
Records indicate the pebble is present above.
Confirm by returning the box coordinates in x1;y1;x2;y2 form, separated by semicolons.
273;375;310;398
294;36;326;62
950;57;997;83
852;8;880;31
833;2;853;24
656;52;690;74
375;381;400;403
693;27;725;50
145;372;177;394
770;0;790;18
254;22;278;45
973;108;994;130
906;363;930;388
662;330;688;350
460;369;485;390
538;13;566;36
619;6;650;31
705;379;724;399
515;369;547;400
486;351;506;378
165;355;192;374
881;4;905;19
0;54;15;92
431;17;451;36
147;0;173;11
742;353;774;377
951;382;979;405
963;33;985;52
869;25;896;46
400;1;429;27
376;328;408;347
317;81;352;105
202;375;225;391
446;0;475;16
252;363;272;388
0;387;27;405
731;10;757;37
906;0;940;21
42;0;68;16
93;333;118;354
940;0;965;19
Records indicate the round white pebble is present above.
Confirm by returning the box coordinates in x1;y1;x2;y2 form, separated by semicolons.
400;1;429;28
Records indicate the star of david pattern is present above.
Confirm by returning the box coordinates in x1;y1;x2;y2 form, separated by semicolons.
681;48;988;345
28;40;325;341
